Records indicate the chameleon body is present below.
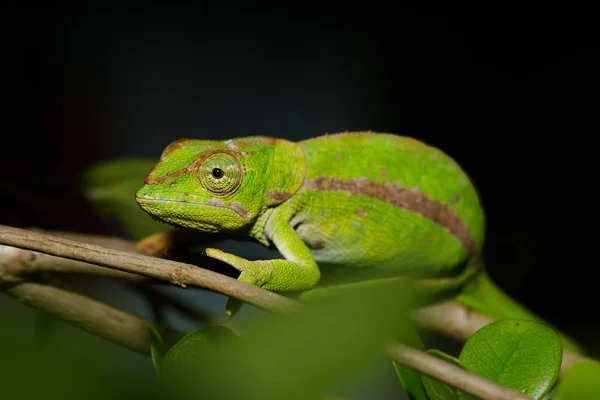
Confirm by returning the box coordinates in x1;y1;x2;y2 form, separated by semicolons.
135;132;485;294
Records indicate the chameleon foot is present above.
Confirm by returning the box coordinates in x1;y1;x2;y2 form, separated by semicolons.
136;231;174;256
204;248;272;288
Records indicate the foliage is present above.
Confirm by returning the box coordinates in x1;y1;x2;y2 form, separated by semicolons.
552;360;600;399
152;281;416;400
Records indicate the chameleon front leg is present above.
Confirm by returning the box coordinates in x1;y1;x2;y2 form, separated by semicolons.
205;211;321;292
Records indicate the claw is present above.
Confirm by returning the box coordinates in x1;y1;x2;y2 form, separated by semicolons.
204;247;224;259
136;232;173;256
225;297;244;319
204;248;247;273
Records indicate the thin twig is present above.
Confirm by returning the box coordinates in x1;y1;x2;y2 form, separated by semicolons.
131;283;212;322
129;284;240;334
32;229;141;252
0;243;150;283
413;301;587;374
0;224;301;313
386;343;531;400
3;281;151;354
0;243;237;333
2;282;527;400
0;226;591;372
0;225;594;399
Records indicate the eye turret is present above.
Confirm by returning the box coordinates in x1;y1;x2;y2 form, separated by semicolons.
197;152;242;196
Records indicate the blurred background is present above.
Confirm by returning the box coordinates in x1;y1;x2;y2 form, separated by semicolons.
1;2;598;399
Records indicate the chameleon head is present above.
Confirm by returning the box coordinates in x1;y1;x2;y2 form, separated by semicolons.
135;137;304;232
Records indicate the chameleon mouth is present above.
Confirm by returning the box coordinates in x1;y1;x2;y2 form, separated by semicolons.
135;195;250;220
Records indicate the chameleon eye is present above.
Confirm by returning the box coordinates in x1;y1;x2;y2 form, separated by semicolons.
211;168;224;179
197;152;242;196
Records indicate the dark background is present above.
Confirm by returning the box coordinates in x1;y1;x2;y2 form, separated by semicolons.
2;2;598;398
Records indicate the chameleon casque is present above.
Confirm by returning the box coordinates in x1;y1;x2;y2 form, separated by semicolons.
135;132;486;304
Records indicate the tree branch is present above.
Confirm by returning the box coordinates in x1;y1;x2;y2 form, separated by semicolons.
129;283;239;333
0;242;150;283
414;301;587;374
0;224;301;313
3;281;151;354
386;343;531;400
0;241;235;331
0;225;593;399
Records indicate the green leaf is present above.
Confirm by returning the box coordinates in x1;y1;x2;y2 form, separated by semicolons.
459;319;562;400
553;360;600;399
421;350;472;400
393;325;429;400
160;280;417;400
161;325;238;380
148;324;166;375
78;158;170;239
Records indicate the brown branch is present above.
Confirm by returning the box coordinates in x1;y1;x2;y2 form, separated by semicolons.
413;300;496;341
0;243;237;332
3;281;151;354
0;224;301;313
31;229;142;252
0;225;594;399
129;283;240;334
386;343;531;400
0;226;591;371
0;243;150;283
413;301;587;375
1;283;529;400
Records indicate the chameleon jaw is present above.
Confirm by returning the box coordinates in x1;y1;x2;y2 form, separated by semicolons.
135;195;249;231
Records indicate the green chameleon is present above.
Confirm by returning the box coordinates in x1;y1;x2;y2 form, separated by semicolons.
133;131;579;350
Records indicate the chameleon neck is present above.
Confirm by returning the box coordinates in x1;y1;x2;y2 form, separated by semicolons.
263;138;306;206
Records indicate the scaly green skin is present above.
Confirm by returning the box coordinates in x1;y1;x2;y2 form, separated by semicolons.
135;132;588;354
135;132;485;293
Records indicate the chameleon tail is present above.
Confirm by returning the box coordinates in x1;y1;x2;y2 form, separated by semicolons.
456;268;585;354
456;268;541;321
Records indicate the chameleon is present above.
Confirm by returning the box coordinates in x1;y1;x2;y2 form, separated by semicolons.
133;131;588;354
135;132;485;301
